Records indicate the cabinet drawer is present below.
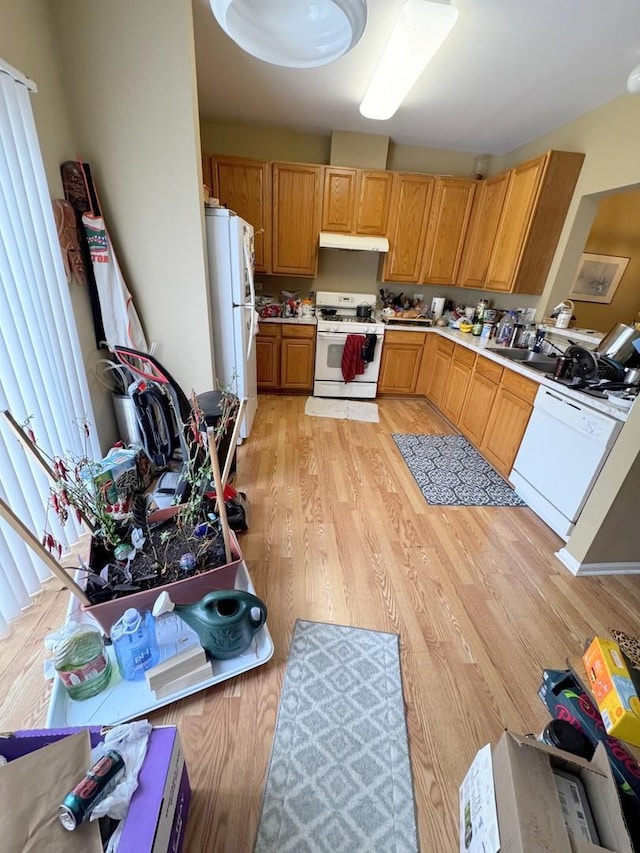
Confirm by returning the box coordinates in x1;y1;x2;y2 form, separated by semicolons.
453;344;476;369
282;324;315;339
501;369;538;403
476;356;503;384
257;323;279;338
384;330;427;345
436;336;455;357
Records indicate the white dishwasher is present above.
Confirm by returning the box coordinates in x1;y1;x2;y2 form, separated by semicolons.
510;385;622;540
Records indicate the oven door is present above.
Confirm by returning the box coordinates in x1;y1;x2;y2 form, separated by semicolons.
314;331;384;383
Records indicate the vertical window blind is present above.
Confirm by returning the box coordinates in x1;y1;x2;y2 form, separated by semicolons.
0;59;99;635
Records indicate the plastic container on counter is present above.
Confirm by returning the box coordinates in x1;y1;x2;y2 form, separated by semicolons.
111;608;160;681
47;621;112;701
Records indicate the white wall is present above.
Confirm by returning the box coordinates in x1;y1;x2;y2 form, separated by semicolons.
50;0;215;399
494;94;640;566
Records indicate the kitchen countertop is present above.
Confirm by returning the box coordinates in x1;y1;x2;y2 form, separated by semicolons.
385;323;630;422
257;316;317;326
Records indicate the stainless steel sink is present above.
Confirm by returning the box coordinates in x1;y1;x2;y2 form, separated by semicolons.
487;347;558;373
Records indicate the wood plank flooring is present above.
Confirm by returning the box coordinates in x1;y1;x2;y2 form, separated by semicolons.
2;394;640;851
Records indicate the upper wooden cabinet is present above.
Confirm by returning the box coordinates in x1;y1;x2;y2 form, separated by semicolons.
421;178;476;286
381;173;435;283
210;155;271;273
321;167;393;235
484;150;585;294
272;162;322;277
458;173;510;289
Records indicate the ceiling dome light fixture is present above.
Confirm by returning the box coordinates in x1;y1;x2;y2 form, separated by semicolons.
627;64;640;93
360;0;458;121
210;0;367;68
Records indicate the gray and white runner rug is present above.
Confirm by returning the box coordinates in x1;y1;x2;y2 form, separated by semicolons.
254;619;418;852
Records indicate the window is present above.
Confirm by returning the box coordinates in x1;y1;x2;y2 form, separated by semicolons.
0;58;98;634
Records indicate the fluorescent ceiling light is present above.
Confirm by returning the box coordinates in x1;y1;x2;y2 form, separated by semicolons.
627;63;640;93
210;0;367;68
360;0;458;120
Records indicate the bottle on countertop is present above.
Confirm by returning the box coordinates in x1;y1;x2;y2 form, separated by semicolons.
532;326;547;353
47;621;112;701
111;608;160;681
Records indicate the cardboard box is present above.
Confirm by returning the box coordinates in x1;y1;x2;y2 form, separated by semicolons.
2;725;190;853
583;637;640;748
462;731;633;853
539;668;640;802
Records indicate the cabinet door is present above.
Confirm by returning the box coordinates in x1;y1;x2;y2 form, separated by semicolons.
441;345;476;424
428;340;454;408
382;174;435;283
458;371;499;446
481;387;534;477
212;155;271;273
459;173;510;288
321;166;356;233
355;171;393;235
484;155;547;292
272;162;322;276
202;153;213;197
422;178;476;285
280;336;316;390
377;332;426;395
256;331;280;389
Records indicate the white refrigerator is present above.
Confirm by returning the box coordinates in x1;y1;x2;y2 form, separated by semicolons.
205;207;258;440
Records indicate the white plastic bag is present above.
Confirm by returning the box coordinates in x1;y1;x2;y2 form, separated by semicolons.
89;719;152;821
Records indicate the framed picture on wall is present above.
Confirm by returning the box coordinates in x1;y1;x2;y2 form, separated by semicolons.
568;253;630;303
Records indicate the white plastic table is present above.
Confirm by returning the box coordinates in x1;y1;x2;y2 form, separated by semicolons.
45;561;273;727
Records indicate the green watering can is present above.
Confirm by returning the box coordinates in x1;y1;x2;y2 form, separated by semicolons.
153;589;267;660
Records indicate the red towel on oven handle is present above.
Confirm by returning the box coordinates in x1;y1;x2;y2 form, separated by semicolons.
341;333;366;383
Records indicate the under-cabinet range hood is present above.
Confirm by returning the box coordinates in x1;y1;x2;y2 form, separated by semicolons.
319;232;389;252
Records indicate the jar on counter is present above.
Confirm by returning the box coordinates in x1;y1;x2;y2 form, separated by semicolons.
47;621;112;701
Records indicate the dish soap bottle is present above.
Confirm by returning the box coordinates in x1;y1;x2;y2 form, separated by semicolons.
111;608;160;681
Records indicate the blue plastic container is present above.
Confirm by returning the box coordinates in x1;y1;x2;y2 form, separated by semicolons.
111;608;160;681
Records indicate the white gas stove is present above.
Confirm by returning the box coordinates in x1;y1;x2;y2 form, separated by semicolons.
313;291;385;398
316;291;385;335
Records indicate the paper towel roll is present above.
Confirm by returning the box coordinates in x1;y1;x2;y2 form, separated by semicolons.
431;297;445;320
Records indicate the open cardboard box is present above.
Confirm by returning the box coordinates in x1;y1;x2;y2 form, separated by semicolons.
2;725;190;853
465;731;633;853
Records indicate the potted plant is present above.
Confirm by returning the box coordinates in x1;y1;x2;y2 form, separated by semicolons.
0;395;246;636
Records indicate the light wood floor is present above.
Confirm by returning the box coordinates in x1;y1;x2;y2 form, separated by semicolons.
1;395;639;851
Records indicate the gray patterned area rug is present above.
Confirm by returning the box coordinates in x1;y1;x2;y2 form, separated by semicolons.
393;433;526;507
254;620;418;853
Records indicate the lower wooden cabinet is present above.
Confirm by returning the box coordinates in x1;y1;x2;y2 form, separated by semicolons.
479;370;537;477
256;323;316;392
377;331;427;395
426;336;455;408
458;356;503;446
442;344;476;423
420;334;538;479
256;324;280;389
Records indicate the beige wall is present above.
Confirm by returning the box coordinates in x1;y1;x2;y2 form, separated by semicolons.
201;120;330;164
201;119;481;176
50;0;214;403
572;189;640;332
0;0;116;449
498;94;640;567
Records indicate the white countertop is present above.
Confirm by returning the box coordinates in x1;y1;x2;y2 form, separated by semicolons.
258;316;317;326
383;323;630;421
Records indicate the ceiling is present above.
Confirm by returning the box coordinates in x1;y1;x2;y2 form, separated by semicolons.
192;0;640;156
